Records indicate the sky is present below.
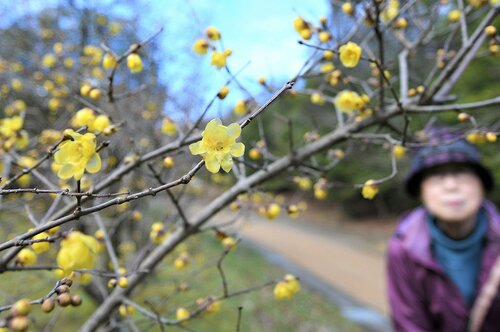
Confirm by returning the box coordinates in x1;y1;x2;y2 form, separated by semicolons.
145;0;332;117
1;0;332;118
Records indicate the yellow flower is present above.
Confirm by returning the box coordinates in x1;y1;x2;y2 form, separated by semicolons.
310;93;326;105
71;108;96;129
486;132;497;142
11;79;23;91
57;231;98;275
80;83;92;97
211;51;227;69
339;42;362;68
466;132;486;144
127;53;143;73
222;236;237;250
334;90;364;113
189;118;245;173
274;274;300;300
361;179;379;200
176;307;190;321
320;62;335;73
0;115;23;137
491;0;500;5
92;115;111;133
318;31;332;43
294;176;312;190
42;54;57;68
266;203;281;220
381;0;400;23
393;145;406;160
342;2;355;16
109;21;123;35
150;222;169;244
193;38;209;55
393;17;408;29
161;118;177;136
233;100;248;115
448;9;461;23
16;248;37;266
300;29;313;40
102;53;117;70
32;232;51;254
205;26;221;40
314;178;328;200
53;129;101;180
293;16;308;33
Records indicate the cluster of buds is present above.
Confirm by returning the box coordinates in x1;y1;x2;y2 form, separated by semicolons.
79;83;102;100
293;16;331;42
45;278;82;310
436;49;456;69
407;85;425;97
2;299;31;331
466;131;497;144
195;296;221;314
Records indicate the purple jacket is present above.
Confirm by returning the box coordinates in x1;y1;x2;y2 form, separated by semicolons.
387;200;500;332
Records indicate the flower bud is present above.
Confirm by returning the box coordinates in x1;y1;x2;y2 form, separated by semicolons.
41;299;55;313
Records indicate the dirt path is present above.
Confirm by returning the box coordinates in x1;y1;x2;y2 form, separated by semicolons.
241;217;390;314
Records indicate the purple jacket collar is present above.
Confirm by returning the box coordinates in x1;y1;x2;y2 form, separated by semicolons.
394;200;500;272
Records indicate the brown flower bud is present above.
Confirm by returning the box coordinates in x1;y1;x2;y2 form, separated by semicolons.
57;293;71;307
41;299;55;313
56;284;70;294
9;316;30;332
70;295;82;306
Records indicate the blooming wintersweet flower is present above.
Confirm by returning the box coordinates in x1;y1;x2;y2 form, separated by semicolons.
361;179;379;200
189;118;245;173
126;53;143;73
53;129;101;181
211;51;227;69
339;42;362;68
334;90;364;113
57;231;99;275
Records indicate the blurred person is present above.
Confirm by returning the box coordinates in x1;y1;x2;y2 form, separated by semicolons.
387;127;500;332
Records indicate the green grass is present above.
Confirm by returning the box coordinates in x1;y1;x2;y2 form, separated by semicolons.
0;232;361;331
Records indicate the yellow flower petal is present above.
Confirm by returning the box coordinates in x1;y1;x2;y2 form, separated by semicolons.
231;142;245;158
189;141;206;155
86;153;101;173
58;164;75;179
220;154;233;172
227;123;241;139
205;156;221;173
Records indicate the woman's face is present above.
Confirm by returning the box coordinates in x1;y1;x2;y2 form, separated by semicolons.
420;164;484;224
